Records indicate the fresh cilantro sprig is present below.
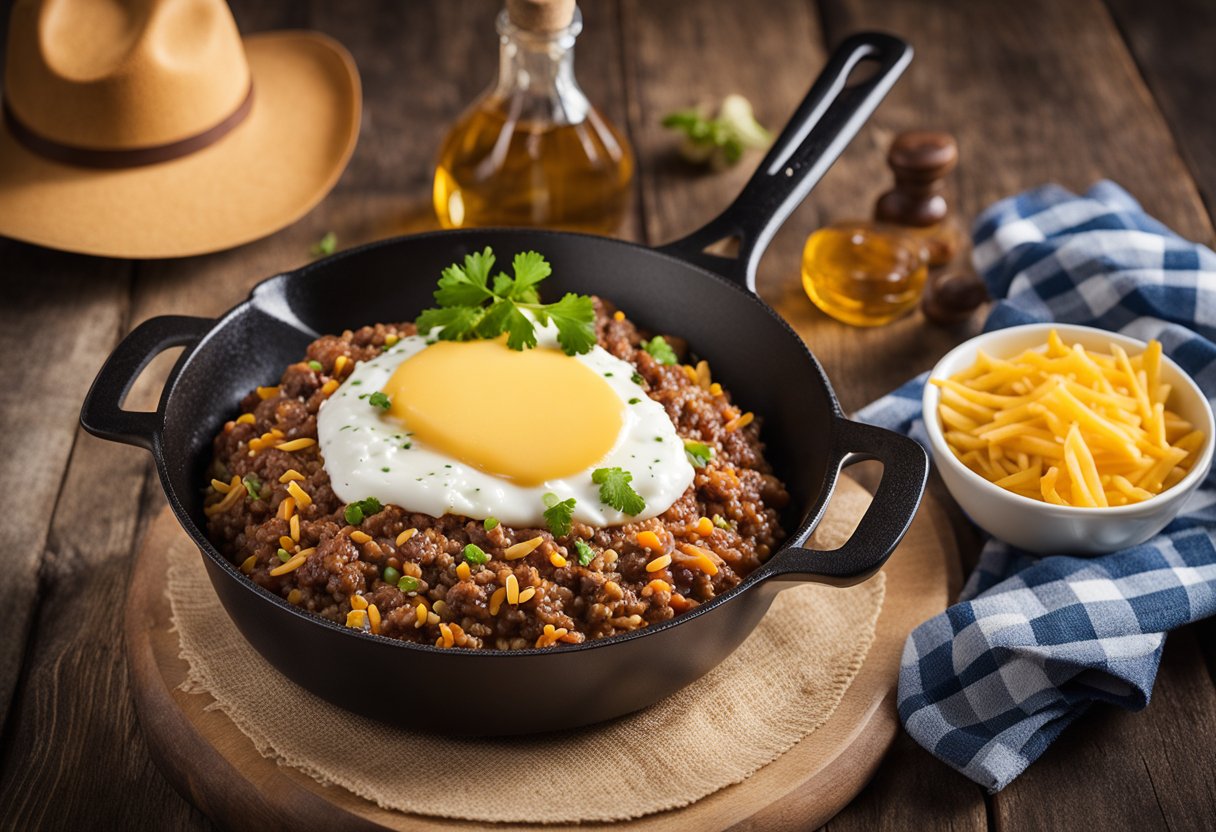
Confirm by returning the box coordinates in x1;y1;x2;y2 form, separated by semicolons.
662;94;771;170
574;539;595;566
683;440;715;468
415;248;596;356
592;467;646;516
642;336;678;365
543;494;577;537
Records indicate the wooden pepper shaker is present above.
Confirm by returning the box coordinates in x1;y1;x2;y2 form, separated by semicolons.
874;131;961;266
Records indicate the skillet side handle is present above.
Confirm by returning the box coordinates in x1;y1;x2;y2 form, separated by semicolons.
768;418;928;587
80;315;214;451
656;32;912;292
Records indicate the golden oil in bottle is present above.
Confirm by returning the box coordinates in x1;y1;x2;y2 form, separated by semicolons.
801;222;929;327
434;105;632;234
433;4;633;235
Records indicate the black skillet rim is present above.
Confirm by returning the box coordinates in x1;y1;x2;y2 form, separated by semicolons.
154;227;848;658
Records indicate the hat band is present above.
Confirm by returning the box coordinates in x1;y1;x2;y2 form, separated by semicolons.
2;86;254;170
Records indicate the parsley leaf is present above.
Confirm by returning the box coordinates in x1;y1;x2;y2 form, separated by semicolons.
591;467;646;516
344;497;383;525
416;305;483;342
415;248;595;356
545;293;596;356
367;391;391;410
574;539;595;566
504;304;539;351
508;251;551;300
683;440;715;468
642;335;678;365
463;543;490;564
434;248;496;307
543;496;577;537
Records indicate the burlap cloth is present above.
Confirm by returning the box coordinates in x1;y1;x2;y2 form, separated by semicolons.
166;482;886;824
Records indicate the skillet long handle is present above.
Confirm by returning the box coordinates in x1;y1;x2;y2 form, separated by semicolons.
657;32;912;293
80;315;213;451
766;418;928;587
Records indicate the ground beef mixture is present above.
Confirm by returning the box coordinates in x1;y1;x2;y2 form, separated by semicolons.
204;300;789;650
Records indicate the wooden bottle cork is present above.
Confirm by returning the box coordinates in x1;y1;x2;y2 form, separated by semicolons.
507;0;577;32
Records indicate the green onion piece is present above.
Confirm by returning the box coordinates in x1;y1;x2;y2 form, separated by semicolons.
242;473;262;500
397;575;420;592
713;514;730;530
307;360;323;372
344;497;383;526
683;440;715;468
631;372;644;385
277;548;291;562
463;543;490;564
311;231;337;256
484;517;499;530
382;566;401;585
641;335;678;365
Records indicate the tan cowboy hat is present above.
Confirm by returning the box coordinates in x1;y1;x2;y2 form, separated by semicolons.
0;0;361;258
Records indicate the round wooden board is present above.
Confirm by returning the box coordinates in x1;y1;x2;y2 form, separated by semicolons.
125;477;959;832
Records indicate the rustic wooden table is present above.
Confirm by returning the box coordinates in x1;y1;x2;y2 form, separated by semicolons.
2;0;1214;829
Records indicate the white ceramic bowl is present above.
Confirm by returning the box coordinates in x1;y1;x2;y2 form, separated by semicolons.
923;323;1214;554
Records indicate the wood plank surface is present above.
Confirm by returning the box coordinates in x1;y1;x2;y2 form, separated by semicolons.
0;251;129;731
1105;0;1216;233
0;0;1214;829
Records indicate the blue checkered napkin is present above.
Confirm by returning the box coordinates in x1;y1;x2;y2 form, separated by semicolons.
855;181;1216;792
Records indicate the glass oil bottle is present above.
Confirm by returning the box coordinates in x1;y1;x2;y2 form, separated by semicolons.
432;0;634;235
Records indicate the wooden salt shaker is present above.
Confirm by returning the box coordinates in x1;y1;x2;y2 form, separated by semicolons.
874;131;961;267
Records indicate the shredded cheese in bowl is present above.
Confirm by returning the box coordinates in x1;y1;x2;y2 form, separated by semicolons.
933;329;1206;508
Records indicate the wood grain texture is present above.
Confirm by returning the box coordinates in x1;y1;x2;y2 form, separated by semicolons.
0;249;129;730
123;478;957;831
1105;0;1216;234
1;0;1215;828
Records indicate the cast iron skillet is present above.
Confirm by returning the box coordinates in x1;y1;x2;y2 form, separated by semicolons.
82;32;927;736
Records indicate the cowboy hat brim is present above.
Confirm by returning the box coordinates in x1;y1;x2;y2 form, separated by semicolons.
0;31;361;259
